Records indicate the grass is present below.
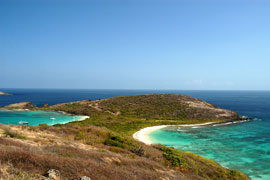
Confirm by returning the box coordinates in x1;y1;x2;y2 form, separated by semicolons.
0;94;251;179
0;122;250;180
0;131;184;180
2;126;27;140
159;145;249;180
47;102;220;136
97;94;238;121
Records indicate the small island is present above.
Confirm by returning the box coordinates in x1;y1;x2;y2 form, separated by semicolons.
0;91;12;96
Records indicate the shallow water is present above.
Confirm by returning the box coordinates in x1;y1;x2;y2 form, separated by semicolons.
0;110;84;126
149;119;270;180
1;89;270;179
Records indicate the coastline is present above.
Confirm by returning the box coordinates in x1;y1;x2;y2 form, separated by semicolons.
0;108;90;126
133;125;168;145
132;119;254;145
54;115;90;125
133;122;217;145
77;115;90;122
0;91;12;96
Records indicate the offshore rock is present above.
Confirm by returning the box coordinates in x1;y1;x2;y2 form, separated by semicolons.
43;169;61;180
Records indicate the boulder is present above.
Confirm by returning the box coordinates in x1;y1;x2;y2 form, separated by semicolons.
43;169;61;180
42;104;49;108
72;176;91;180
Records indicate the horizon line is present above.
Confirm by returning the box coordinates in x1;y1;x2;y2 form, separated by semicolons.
1;88;270;91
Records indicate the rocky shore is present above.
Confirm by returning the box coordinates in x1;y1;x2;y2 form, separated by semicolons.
0;91;12;96
3;102;35;109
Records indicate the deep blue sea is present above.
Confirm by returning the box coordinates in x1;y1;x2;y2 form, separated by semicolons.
0;89;269;179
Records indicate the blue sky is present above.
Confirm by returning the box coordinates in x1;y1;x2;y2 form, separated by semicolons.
1;0;270;90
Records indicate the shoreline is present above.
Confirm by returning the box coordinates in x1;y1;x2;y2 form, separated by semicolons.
133;119;254;145
133;122;217;145
76;115;90;122
54;115;90;125
0;108;90;126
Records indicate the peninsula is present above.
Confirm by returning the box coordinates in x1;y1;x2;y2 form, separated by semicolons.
0;94;251;180
0;91;12;96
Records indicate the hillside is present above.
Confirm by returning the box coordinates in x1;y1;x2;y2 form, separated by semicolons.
97;94;239;120
4;102;35;109
0;94;250;180
48;94;241;135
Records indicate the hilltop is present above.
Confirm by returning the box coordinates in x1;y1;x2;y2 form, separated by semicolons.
96;94;239;121
48;94;241;134
0;94;250;180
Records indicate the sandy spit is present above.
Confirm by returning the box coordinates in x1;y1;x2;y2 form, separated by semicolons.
133;122;216;145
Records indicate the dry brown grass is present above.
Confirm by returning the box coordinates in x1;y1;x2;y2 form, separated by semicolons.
0;140;185;180
0;124;249;180
0;125;190;180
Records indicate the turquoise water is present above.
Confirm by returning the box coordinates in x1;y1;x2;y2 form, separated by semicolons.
1;89;270;179
0;109;85;126
148;121;270;180
144;91;270;180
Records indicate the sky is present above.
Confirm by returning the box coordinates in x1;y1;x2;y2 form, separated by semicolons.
0;0;270;90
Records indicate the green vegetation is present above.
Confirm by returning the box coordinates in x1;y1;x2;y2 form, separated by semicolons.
2;126;27;140
0;94;250;179
98;94;239;121
160;146;189;168
159;146;249;180
42;95;238;136
104;134;144;156
48;105;198;136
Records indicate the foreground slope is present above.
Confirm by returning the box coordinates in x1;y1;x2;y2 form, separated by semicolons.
0;94;250;180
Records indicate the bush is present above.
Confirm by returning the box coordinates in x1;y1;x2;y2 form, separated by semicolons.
39;124;49;131
104;134;145;156
160;146;189;168
2;127;26;140
230;169;241;176
104;135;125;148
75;130;85;140
130;146;144;156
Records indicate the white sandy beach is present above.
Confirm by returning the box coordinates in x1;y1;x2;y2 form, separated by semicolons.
57;115;90;125
133;125;168;145
77;115;90;121
133;122;217;145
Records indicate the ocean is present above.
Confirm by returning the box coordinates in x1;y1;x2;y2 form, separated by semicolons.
0;89;269;179
0;109;86;126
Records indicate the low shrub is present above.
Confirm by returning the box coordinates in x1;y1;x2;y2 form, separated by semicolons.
39;124;49;131
75;130;85;140
130;146;144;156
104;135;126;148
159;146;189;168
2;127;26;140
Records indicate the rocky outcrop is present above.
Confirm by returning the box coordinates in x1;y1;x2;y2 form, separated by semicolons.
72;176;91;180
4;102;35;109
43;169;61;180
42;104;49;108
0;91;12;96
43;169;91;180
